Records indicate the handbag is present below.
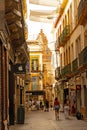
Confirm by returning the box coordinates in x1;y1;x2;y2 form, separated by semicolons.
54;105;60;110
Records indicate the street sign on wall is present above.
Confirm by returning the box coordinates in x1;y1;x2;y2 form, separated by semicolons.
12;63;26;74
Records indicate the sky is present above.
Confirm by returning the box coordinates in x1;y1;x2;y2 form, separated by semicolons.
28;21;53;42
26;1;56;46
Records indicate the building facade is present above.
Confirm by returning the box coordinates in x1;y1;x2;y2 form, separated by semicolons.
54;0;87;118
26;29;54;105
0;0;29;129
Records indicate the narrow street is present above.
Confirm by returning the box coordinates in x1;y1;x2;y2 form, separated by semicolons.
9;110;87;130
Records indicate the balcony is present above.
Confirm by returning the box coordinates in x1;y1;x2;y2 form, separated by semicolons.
59;25;70;46
72;58;78;73
79;46;87;67
61;63;71;77
78;0;87;25
55;67;61;80
31;63;43;73
5;0;29;63
55;38;60;51
31;68;43;73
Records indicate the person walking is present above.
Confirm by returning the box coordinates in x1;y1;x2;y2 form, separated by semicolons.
44;99;49;112
54;97;60;120
40;100;42;110
64;100;70;119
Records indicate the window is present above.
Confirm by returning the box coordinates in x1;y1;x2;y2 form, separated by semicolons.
67;9;70;25
66;49;68;65
84;30;87;47
63;19;64;28
65;15;67;26
60;53;62;68
31;59;38;71
74;0;78;25
76;36;81;57
32;76;38;90
68;47;70;63
60;25;61;34
64;52;65;66
71;43;74;61
70;4;73;31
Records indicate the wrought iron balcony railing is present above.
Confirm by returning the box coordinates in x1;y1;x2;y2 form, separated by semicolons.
61;63;71;77
58;47;87;80
72;58;78;73
79;46;87;67
78;0;87;25
59;25;70;46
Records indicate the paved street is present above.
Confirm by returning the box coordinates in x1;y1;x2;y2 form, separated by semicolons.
9;110;87;130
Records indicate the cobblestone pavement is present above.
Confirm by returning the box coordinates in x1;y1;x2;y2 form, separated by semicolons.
9;110;87;130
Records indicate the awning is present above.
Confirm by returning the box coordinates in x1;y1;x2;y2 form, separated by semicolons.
26;90;45;95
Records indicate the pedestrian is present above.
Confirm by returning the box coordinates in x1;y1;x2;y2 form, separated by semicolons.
54;97;60;120
40;100;42;110
36;100;40;110
64;101;69;119
44;99;49;112
40;100;44;111
72;104;75;114
42;100;44;110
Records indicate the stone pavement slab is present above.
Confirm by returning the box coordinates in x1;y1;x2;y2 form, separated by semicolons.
9;110;87;130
